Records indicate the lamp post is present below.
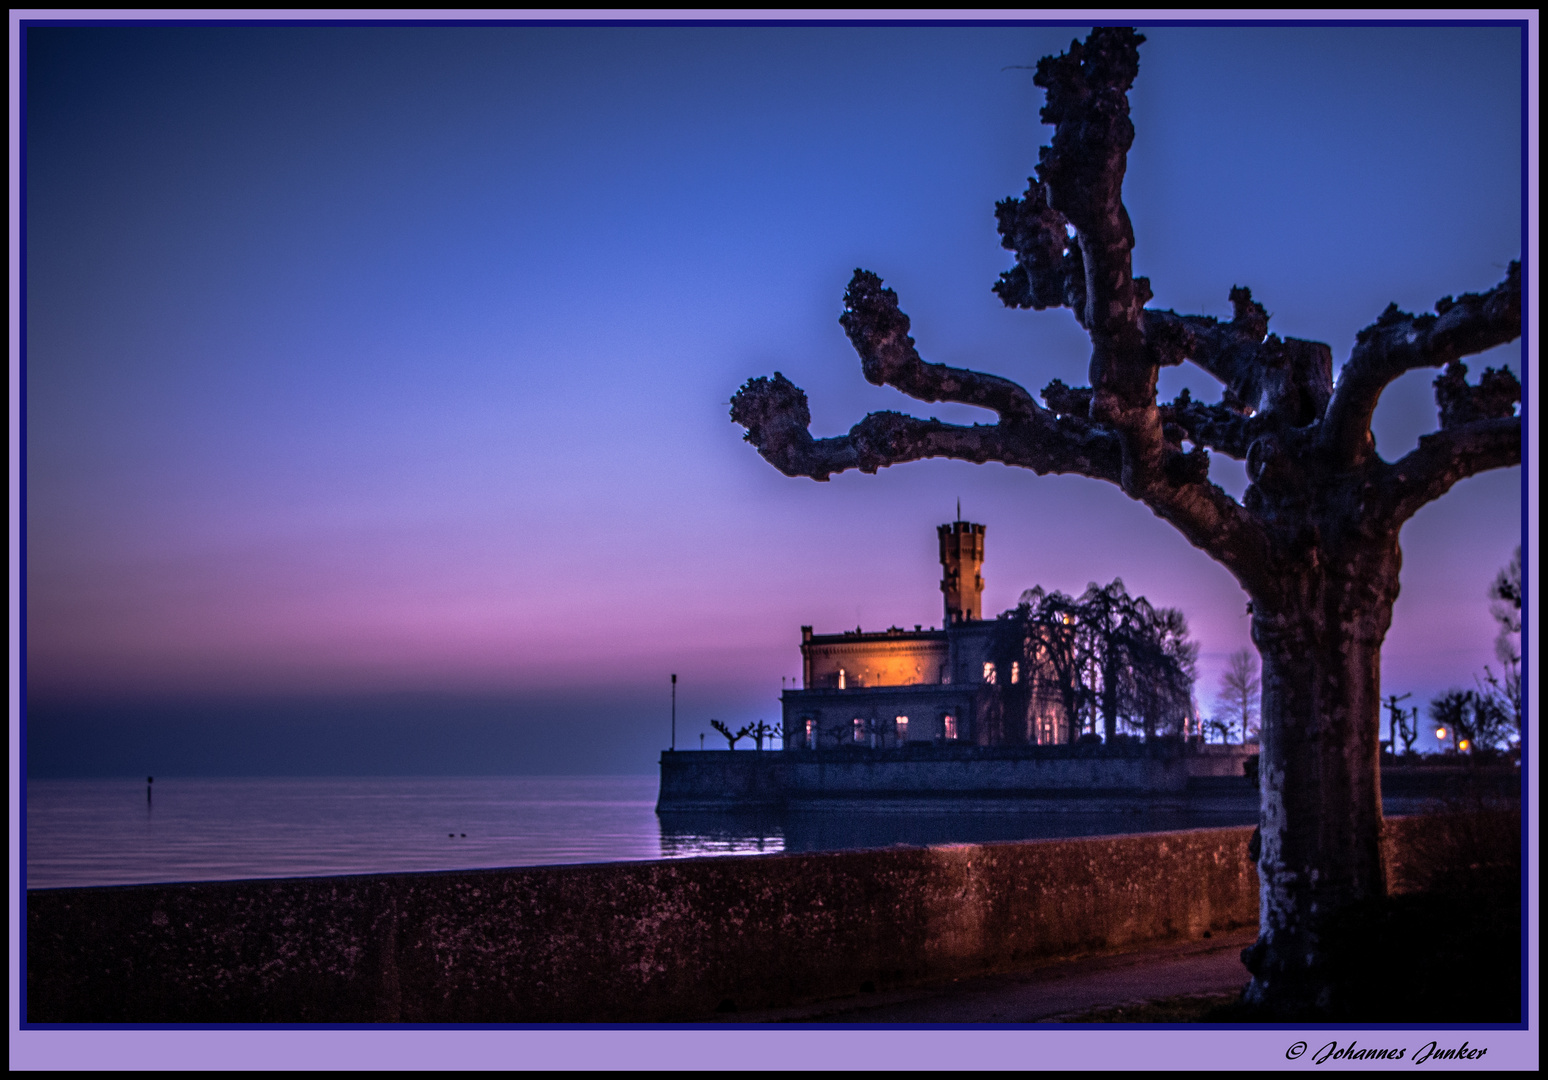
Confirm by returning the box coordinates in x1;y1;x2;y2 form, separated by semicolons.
671;674;677;752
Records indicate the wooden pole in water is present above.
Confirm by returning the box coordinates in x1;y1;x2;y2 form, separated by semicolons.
670;673;677;751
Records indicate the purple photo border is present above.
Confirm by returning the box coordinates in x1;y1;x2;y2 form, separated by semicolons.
8;7;1539;1071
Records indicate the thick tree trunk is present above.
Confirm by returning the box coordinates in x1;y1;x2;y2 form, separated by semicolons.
1241;556;1399;1014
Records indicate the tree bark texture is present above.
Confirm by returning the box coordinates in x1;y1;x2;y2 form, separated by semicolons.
729;28;1522;1015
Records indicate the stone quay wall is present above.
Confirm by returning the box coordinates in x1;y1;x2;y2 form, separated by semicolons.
26;813;1500;1024
657;745;1255;810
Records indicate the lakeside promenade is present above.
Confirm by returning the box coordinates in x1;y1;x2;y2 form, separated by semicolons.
26;809;1515;1024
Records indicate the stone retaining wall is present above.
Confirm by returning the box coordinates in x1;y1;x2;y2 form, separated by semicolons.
25;812;1505;1023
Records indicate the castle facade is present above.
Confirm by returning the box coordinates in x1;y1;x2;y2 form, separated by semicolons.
779;520;1073;750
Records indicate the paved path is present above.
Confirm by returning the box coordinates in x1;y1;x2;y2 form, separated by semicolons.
709;929;1259;1024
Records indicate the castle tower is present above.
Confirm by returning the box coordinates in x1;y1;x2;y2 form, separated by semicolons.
938;519;985;625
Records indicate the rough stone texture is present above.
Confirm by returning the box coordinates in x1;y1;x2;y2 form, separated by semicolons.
25;813;1502;1023
658;744;1260;809
657;750;790;809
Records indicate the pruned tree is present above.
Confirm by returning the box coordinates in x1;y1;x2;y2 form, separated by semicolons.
729;28;1521;1015
1397;705;1420;756
748;719;782;751
1216;649;1262;745
1382;692;1413;756
709;719;753;750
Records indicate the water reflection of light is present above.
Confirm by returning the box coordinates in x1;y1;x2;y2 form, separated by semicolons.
657;811;786;860
659;833;787;859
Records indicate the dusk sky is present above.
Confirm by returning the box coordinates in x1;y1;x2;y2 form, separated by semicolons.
22;22;1527;775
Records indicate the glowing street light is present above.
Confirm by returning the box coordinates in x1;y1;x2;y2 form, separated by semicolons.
1435;727;1448;741
1459;739;1471;752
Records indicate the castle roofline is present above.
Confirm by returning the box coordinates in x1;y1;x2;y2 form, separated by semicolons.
805;625;947;644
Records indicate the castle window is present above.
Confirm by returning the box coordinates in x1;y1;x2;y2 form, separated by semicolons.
837;668;846;690
943;715;959;741
983;662;996;684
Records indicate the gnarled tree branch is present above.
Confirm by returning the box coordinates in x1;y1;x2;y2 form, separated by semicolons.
729;372;1124;483
1380;415;1522;526
1030;29;1150;412
1322;262;1521;465
1160;387;1261;460
994;178;1087;322
1143;296;1333;428
840;270;1040;422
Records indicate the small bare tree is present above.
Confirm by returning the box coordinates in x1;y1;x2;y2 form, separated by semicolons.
1397;705;1420;756
1383;692;1413;756
1479;547;1522;744
748;719;781;751
709;719;753;750
1216;649;1261;745
730;28;1521;1014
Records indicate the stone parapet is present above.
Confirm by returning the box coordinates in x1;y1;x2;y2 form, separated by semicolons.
25;812;1513;1023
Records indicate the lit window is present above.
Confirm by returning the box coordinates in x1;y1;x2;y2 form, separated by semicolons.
1010;661;1020;684
943;715;958;741
983;662;996;684
895;716;909;740
838;668;846;690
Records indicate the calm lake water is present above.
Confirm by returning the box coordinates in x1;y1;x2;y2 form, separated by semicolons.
25;775;1261;890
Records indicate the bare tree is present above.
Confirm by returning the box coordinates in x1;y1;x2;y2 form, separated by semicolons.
709;719;753;750
1216;649;1261;745
1383;692;1414;757
1432;688;1513;755
748;719;782;751
730;28;1521;1015
1397;706;1420;756
991;579;1193;743
1479;547;1522;745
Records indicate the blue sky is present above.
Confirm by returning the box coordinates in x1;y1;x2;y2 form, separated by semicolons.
22;21;1527;774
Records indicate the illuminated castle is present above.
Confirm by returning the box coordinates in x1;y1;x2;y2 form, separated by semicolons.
780;518;1073;750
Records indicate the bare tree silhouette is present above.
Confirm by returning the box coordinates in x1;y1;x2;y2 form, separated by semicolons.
731;28;1520;1015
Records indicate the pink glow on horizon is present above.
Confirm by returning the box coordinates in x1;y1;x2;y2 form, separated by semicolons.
24;25;1526;730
